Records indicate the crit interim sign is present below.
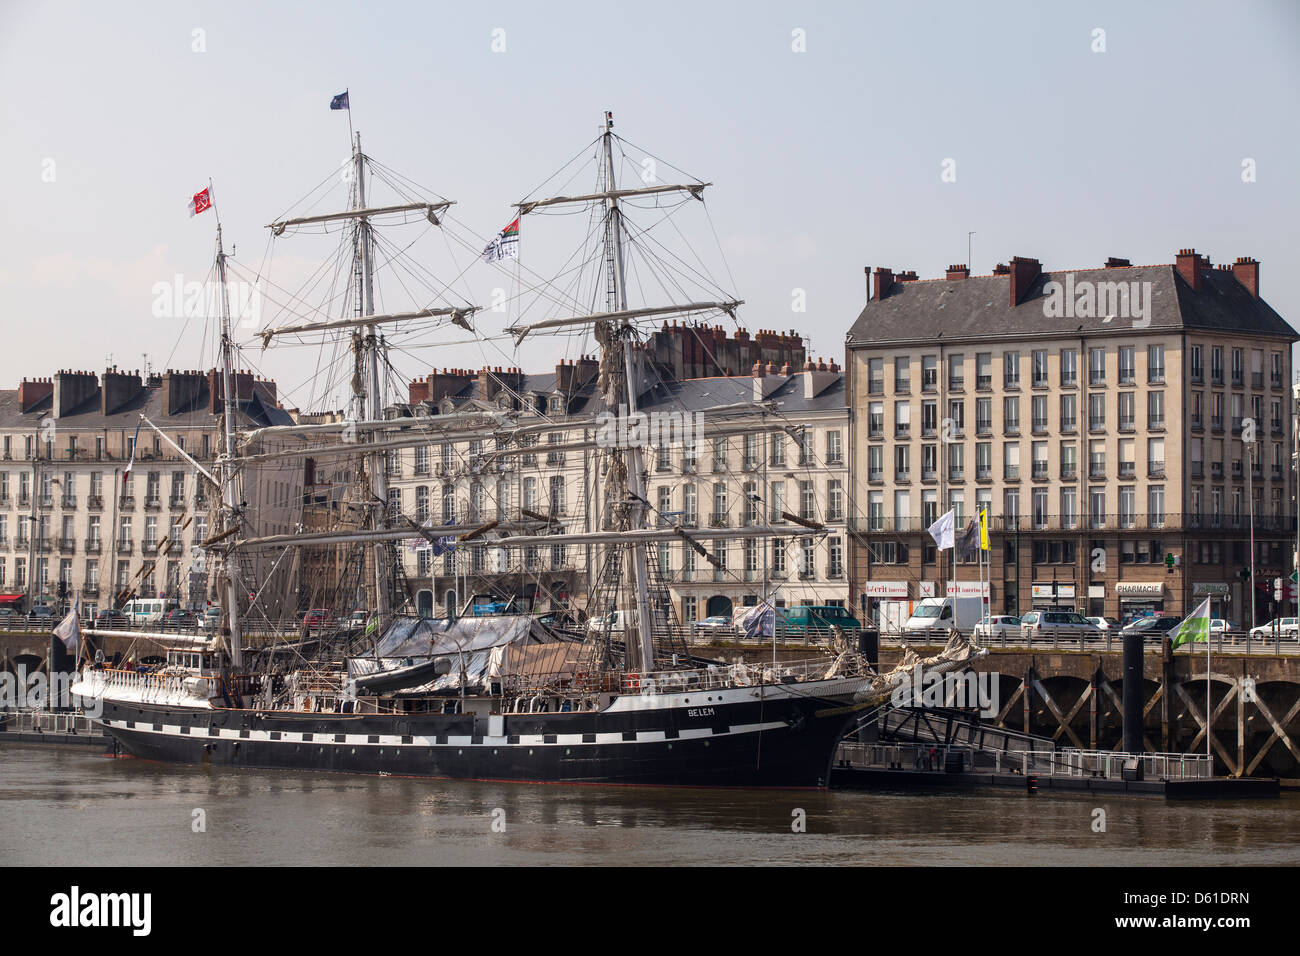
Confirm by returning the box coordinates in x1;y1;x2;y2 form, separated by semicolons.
947;581;990;598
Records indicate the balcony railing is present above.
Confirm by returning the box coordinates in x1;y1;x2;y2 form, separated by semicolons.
1004;465;1020;480
1148;461;1166;478
84;538;102;552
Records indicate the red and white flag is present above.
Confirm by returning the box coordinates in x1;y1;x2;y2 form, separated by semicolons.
189;187;212;217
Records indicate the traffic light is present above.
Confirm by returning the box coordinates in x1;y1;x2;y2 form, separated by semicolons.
1240;567;1252;582
1275;577;1283;602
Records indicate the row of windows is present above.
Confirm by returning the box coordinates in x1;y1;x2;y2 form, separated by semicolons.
867;391;1169;440
408;538;847;581
395;431;845;476
866;538;1285;567
867;344;1285;394
0;556;185;591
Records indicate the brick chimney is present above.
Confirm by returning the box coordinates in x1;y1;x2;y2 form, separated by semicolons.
1105;257;1131;269
206;368;255;413
18;377;53;412
408;378;431;405
1175;248;1207;292
54;370;98;417
102;368;144;416
872;267;894;301
573;355;599;389
161;369;205;416
1008;256;1041;306
1231;256;1259;298
946;264;969;280
992;262;1010;275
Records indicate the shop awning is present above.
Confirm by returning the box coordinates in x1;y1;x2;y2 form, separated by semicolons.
0;594;24;603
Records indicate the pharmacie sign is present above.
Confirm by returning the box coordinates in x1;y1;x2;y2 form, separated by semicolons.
1116;582;1164;597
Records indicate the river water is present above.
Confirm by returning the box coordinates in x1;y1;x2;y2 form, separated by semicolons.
2;744;1296;866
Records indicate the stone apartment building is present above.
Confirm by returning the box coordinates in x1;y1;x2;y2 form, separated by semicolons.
845;249;1296;630
0;368;297;617
382;324;852;623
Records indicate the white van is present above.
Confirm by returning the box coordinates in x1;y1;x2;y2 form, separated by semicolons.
122;598;168;626
903;596;984;633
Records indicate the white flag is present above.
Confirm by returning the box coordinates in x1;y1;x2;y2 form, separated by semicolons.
53;602;81;654
928;508;956;551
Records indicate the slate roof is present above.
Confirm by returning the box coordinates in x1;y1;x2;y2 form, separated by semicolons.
846;265;1296;348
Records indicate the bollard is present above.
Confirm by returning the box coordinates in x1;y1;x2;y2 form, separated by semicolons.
1122;630;1145;778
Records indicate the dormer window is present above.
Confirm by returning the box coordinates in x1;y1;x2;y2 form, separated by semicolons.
549;395;564;414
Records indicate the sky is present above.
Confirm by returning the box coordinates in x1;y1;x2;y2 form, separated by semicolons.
2;0;1298;413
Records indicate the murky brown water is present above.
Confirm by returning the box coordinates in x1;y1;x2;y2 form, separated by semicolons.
1;744;1296;866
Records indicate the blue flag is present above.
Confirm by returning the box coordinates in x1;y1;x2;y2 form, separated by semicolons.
330;90;350;111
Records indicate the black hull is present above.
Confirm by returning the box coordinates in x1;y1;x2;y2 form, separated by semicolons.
96;693;858;789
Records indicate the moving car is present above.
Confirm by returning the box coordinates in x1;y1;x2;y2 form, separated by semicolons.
973;615;1021;640
163;608;198;627
1085;616;1123;631
1119;615;1182;640
1248;617;1299;640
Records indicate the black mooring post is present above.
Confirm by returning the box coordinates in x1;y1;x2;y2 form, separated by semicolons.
1122;630;1145;759
858;627;879;670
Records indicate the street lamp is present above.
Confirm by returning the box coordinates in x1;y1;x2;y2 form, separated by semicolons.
1245;417;1258;633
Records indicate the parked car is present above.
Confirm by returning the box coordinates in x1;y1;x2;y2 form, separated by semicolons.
1119;615;1183;640
692;615;735;634
1085;616;1123;631
1248;617;1299;640
163;608;197;627
0;607;17;623
202;605;222;631
973;615;1021;640
1020;610;1102;637
94;609;129;628
1209;619;1235;636
301;608;336;630
27;605;55;624
348;610;371;630
778;605;862;634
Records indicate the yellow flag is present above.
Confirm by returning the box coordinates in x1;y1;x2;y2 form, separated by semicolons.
979;506;990;551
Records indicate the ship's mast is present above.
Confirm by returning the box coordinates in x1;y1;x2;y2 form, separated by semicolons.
215;224;244;668
601;112;655;673
354;132;392;621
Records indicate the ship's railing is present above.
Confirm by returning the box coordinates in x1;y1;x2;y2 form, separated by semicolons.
84;666;213;699
498;656;846;698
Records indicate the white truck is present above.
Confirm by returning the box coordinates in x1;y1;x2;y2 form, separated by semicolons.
903;596;984;634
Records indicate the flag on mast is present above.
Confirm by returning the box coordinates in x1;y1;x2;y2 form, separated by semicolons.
53;601;81;653
122;421;143;479
330;90;350;110
1170;597;1212;649
956;517;980;559
979;506;990;551
482;217;520;263
927;508;955;551
188;187;212;217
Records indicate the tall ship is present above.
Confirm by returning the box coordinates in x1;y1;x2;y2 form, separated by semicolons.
72;111;976;788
